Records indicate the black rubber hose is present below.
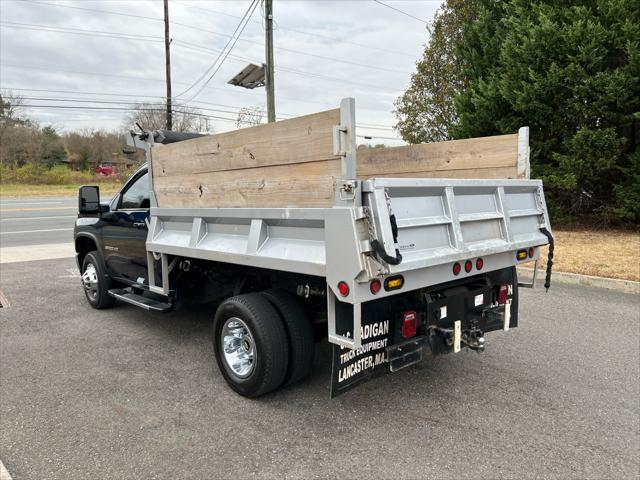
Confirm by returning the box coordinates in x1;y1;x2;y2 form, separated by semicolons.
371;240;403;265
390;212;399;239
371;213;403;266
540;227;554;291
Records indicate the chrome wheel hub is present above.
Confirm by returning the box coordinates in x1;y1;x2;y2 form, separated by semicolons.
82;263;99;300
221;317;255;378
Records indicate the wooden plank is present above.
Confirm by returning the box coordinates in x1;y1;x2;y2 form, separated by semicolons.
152;112;523;208
356;133;519;178
154;158;341;208
367;166;519;179
153;108;340;179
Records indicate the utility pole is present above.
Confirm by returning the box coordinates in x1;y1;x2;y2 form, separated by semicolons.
164;0;173;130
264;0;275;123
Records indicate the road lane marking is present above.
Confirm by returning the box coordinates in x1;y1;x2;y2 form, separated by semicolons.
0;206;77;212
0;201;65;205
0;215;76;221
0;242;75;263
0;228;71;235
0;459;13;480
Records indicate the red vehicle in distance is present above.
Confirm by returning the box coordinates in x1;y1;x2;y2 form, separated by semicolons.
95;164;116;176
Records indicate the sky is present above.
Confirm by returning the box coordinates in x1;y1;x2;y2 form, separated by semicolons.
0;0;442;145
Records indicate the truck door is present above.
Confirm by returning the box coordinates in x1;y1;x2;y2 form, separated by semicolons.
102;171;150;285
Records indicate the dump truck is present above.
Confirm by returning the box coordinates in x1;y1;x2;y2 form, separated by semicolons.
74;98;553;398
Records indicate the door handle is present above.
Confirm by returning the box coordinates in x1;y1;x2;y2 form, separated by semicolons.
133;222;147;229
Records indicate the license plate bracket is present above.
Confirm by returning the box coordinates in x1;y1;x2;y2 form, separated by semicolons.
387;336;426;372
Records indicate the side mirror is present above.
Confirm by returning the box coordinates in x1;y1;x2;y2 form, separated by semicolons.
79;185;101;215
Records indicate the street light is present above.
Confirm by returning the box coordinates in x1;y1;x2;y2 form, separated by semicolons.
227;63;265;90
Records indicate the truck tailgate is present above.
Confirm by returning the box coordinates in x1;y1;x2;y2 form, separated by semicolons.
363;178;550;274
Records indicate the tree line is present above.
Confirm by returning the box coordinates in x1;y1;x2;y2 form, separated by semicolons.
0;92;266;184
395;0;639;225
0;93;145;177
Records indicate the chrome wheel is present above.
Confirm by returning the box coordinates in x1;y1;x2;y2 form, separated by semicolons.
221;317;256;378
82;263;99;301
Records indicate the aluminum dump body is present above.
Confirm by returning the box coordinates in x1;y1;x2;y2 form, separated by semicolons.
146;177;550;299
127;98;552;350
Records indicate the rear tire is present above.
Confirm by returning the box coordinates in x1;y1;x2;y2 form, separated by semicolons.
213;293;289;397
81;251;115;309
260;289;314;386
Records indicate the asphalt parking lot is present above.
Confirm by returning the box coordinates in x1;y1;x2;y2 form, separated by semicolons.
0;257;638;479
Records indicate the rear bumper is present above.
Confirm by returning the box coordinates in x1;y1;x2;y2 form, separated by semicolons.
330;267;518;397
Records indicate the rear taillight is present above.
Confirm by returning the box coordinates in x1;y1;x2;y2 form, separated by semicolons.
370;279;382;295
453;262;461;275
464;260;473;273
476;258;484;270
528;247;535;258
337;281;349;297
401;310;417;339
498;284;509;304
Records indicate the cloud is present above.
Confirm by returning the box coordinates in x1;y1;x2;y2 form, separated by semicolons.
0;0;440;144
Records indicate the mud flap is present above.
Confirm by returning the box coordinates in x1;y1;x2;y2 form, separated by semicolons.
330;298;396;398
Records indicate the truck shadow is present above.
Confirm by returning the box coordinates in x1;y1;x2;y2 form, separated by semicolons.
107;300;536;417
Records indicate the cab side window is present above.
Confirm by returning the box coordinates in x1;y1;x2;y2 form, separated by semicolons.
120;172;150;210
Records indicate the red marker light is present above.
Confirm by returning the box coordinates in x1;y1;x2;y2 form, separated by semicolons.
528;247;535;258
465;260;473;273
401;310;417;339
476;258;484;270
370;279;382;295
453;262;461;275
498;284;509;304
337;281;349;297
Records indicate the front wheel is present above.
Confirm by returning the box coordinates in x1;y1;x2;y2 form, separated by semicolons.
81;251;114;309
213;293;289;397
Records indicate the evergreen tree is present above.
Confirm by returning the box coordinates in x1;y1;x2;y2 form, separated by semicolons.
394;0;480;143
397;0;640;224
454;0;639;223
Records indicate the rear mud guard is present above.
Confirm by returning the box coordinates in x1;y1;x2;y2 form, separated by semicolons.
329;296;397;398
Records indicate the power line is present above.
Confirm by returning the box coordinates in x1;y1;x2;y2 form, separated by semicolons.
356;134;403;141
20;0;410;75
172;0;416;58
4;88;397;130
23;104;402;138
18;95;397;131
1;66;401;128
174;40;400;92
2;87;267;115
0;21;164;43
180;0;260;103
174;0;258;99
0;20;402;93
20;104;240;124
17;96;243;116
171;19;407;75
372;0;429;24
0;65;356;109
23;0;164;23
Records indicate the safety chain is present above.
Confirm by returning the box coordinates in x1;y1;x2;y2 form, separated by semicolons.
368;188;403;266
383;188;394;217
363;206;377;246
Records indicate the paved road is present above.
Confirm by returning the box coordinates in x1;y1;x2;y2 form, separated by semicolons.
0;258;638;479
0;197;78;248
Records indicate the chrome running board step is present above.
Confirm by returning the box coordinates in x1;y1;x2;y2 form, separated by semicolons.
108;288;172;312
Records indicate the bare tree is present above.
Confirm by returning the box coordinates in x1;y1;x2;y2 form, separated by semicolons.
0;91;34;169
0;92;27;126
236;106;265;128
122;102;212;132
